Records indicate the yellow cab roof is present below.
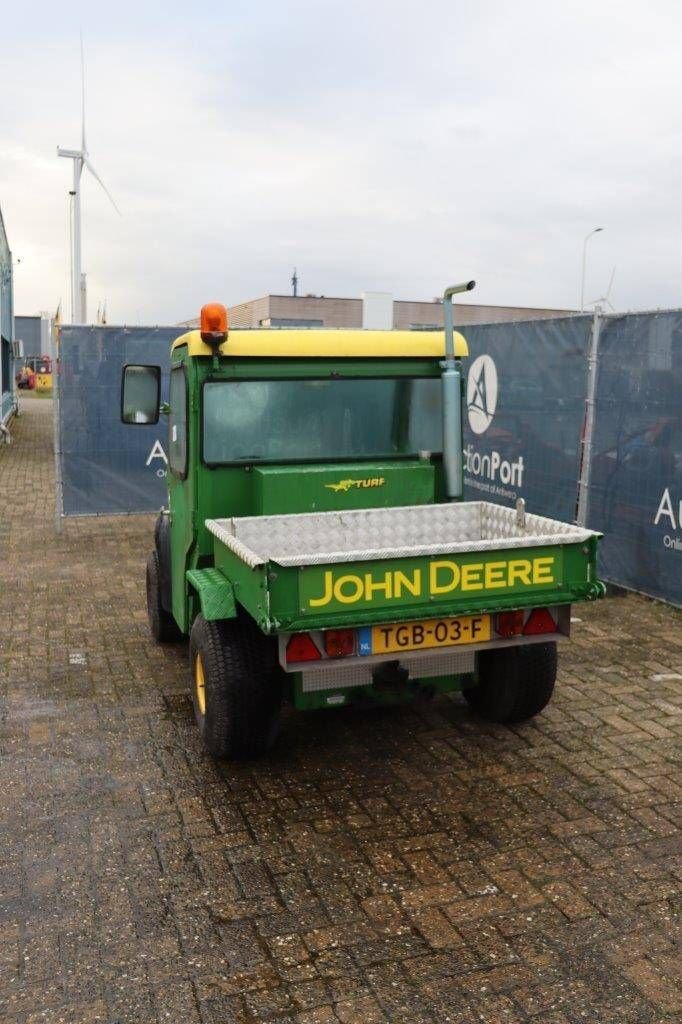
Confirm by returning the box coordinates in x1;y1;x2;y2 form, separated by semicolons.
171;328;468;359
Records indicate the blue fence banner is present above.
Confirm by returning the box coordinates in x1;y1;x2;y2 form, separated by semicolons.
461;316;592;522
57;326;174;515
586;311;682;606
55;314;681;607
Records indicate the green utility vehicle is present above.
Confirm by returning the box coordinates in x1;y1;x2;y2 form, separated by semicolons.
121;286;604;759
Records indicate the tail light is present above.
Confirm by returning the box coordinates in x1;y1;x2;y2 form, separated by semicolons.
286;633;321;663
323;629;356;658
523;608;556;635
496;610;524;637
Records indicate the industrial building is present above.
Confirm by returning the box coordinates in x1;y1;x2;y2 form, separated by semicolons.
181;292;573;331
0;205;16;435
15;314;56;361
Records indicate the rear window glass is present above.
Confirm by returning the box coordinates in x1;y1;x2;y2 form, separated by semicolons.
202;377;442;464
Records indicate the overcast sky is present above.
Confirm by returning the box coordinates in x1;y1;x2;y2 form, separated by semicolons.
1;1;681;324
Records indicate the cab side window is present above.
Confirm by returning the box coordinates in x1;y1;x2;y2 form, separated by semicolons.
168;365;187;478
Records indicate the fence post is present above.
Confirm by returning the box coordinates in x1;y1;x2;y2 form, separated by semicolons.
52;324;63;533
576;307;602;526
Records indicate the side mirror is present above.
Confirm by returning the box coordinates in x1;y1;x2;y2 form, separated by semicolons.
121;364;161;425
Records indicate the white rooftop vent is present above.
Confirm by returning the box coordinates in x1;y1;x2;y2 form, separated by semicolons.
361;291;393;330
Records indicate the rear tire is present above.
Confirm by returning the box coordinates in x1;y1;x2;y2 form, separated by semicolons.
146;551;182;643
463;642;557;723
189;613;283;759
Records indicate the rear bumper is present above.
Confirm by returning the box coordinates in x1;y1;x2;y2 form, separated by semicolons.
296;647;477;695
279;605;570;692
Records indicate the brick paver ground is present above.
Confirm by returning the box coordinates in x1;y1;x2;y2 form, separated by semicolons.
0;396;680;1024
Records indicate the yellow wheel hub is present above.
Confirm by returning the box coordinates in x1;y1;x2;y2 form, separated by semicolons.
194;653;206;716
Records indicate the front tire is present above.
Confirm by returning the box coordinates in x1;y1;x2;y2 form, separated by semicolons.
463;642;557;723
189;613;283;759
146;551;182;643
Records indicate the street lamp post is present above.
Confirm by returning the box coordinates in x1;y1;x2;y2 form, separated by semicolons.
580;227;603;312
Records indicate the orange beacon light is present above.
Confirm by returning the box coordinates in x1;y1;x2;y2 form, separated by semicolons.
200;303;228;348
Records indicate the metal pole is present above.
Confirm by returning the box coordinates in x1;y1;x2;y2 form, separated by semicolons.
442;280;475;500
576;305;602;526
53;322;64;533
580;227;603;312
80;272;87;324
72;158;82;322
580;236;588;313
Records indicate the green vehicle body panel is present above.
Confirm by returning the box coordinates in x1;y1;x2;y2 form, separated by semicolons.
252;461;435;515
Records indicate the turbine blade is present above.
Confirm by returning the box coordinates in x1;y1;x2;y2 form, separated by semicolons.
83;156;121;215
80;30;87;153
605;265;616;302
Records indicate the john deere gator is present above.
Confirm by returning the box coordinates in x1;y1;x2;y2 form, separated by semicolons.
121;282;604;759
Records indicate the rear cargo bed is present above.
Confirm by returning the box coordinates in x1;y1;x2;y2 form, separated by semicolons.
206;502;603;632
207;501;597;567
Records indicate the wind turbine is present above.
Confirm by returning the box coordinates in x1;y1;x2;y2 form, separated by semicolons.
57;36;120;323
586;266;617;312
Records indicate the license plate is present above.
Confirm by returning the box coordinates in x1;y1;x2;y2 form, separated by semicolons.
370;614;491;655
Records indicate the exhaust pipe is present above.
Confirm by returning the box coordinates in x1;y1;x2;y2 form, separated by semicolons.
442;280;475;500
